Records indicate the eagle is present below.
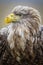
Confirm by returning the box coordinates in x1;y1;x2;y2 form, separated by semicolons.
0;5;43;65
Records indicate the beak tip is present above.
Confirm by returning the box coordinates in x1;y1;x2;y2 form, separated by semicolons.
4;17;11;24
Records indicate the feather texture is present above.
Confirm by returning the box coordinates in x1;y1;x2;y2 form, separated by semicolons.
0;6;43;65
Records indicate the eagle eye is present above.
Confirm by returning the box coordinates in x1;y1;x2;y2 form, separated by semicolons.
19;14;21;16
15;13;22;16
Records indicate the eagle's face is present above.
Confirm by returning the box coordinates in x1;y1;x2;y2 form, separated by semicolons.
4;6;29;24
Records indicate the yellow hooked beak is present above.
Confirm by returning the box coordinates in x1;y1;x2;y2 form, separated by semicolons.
4;13;20;24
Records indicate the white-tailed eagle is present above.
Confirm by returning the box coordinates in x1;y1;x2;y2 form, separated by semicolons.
0;5;43;65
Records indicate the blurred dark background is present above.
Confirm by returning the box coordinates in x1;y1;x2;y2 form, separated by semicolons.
0;0;43;28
